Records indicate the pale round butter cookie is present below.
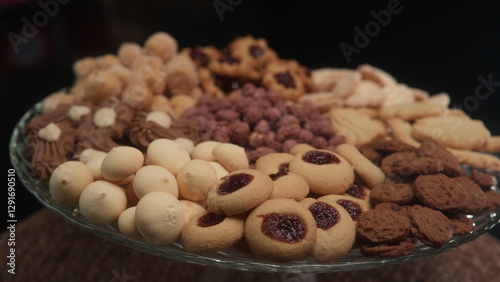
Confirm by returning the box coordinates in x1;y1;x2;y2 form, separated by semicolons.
78;180;128;224
133;165;178;199
135;191;185;245
49;161;94;206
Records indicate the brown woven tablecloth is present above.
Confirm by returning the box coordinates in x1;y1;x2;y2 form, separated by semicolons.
1;208;500;282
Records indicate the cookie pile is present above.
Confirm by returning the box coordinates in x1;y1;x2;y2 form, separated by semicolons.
355;139;500;258
48;137;379;262
19;30;500;263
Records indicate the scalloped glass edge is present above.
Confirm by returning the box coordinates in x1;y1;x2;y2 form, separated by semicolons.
9;100;500;273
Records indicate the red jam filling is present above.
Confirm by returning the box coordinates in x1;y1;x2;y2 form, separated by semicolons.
197;213;226;227
336;199;362;221
274;72;296;88
309;202;340;230
217;173;254;195
302;150;340;165
269;171;288;181
189;48;209;67
345;183;365;199
249;45;264;58
260;213;307;243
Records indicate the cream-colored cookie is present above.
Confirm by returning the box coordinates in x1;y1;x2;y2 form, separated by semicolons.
78;180;128;224
357;64;397;88
190;141;221;161
428;92;451;108
208;161;230;180
212;143;249;172
174;137;194;154
207;169;273;215
380;101;447;121
298;92;344;112
133;165;178;198
118;207;144;240
135;191;184;245
482;136;500;152
344;80;385;107
79;148;107;164
310;68;361;98
411;113;491;150
380;84;416;108
180;200;206;225
180;211;244;254
49;161;94;206
144;31;178;62
385;118;421;147
328;108;387;147
289;150;354;195
255;152;294;175
245;198;317;262
449;149;500;171
101;146;144;182
147;138;191;175
335;144;385;188
302;197;356;262
177;159;218;202
85;154;106;180
269;171;309;201
117;42;143;67
289;143;316;155
318;194;371;221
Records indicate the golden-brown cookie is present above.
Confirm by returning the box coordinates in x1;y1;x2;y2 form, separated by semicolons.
207;169;273;215
411;113;491;150
289;150;354;195
244;198;317;262
335;143;386;188
302;197;356;262
180;211;245;254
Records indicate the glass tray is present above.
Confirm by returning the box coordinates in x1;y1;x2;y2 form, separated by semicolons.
9;100;500;273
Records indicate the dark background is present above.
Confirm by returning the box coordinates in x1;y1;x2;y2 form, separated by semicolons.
2;0;499;237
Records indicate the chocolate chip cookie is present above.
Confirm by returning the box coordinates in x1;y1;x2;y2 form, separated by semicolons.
409;205;453;248
356;208;411;244
413;173;467;213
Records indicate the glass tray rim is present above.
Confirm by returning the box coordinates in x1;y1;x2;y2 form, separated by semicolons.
9;100;500;273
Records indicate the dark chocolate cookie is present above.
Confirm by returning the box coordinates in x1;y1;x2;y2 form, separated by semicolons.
413;173;467;213
447;213;474;236
381;151;444;179
470;169;498;188
484;189;500;212
370;178;414;206
356;209;410;244
453;176;486;215
418;141;463;177
360;237;415;258
409;205;453;248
